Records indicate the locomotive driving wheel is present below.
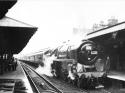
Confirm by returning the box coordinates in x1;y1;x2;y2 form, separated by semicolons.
77;77;83;88
77;75;86;88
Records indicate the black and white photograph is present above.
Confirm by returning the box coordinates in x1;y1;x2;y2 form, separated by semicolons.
0;0;125;93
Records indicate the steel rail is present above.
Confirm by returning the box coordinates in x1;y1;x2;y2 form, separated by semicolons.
21;62;112;93
21;63;63;93
21;64;41;93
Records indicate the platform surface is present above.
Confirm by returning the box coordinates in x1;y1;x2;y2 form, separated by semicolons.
108;71;125;81
0;61;25;79
0;61;33;93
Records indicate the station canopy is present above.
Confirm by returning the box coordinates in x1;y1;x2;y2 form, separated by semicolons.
85;22;125;53
0;1;17;19
0;16;37;54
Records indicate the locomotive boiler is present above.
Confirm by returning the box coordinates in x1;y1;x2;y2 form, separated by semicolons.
50;40;110;89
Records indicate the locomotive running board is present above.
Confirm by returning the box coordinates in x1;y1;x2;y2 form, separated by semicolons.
95;84;104;89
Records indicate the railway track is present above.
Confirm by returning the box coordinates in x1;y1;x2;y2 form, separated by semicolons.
44;75;112;93
21;63;63;93
21;62;114;93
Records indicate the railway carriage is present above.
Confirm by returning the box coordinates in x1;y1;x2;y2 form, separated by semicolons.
21;52;44;67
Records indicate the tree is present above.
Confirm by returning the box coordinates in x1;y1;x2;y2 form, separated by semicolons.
92;23;99;31
99;21;105;27
92;17;118;32
107;17;118;26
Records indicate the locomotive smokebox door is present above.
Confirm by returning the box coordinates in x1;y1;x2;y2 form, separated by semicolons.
77;40;99;65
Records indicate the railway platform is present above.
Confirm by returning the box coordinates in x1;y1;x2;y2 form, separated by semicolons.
108;71;125;81
0;61;33;93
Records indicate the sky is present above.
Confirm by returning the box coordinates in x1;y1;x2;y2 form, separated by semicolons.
6;0;125;56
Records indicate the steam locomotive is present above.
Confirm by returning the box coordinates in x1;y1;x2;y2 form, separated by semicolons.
49;40;110;89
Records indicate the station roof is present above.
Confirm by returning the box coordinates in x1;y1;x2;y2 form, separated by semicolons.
0;1;17;19
85;22;125;52
86;22;125;39
0;16;37;54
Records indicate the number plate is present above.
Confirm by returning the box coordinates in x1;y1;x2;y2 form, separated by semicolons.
91;51;98;54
